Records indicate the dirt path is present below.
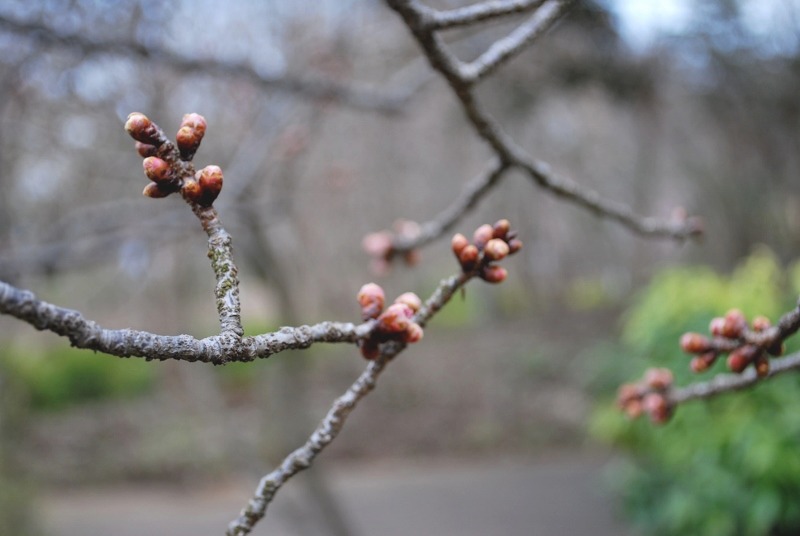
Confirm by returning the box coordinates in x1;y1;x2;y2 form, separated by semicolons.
42;454;630;536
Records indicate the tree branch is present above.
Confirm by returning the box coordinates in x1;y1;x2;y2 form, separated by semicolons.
670;351;800;404
426;0;548;31
461;0;570;85
226;271;472;536
0;14;414;114
385;0;701;241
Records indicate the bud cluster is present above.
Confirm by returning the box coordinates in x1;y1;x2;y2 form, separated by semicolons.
124;112;223;206
617;368;674;424
362;220;421;275
356;283;424;360
679;309;782;377
451;219;522;283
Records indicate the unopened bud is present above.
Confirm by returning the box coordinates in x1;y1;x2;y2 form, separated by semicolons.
751;316;772;332
458;244;479;270
142;156;172;183
394;292;422;313
196;165;223;206
483;238;510;261
451;233;469;257
359;339;380;360
492;219;510;239
473;224;494;250
181;113;207;136
403;322;424;343
357;283;385;321
679;333;712;354
507;238;523;254
644;367;673;390
182;179;203;204
690;352;717;373
480;265;508;284
727;345;758;373
722;309;747;339
362;231;393;259
125;112;160;145
135;142;157;158
754;356;770;378
142;182;170;198
642;393;672;424
176;125;203;160
709;317;725;337
377;303;412;334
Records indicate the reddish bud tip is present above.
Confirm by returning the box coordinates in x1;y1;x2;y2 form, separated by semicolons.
690;352;717;373
176;125;203;160
403;322;424;343
751;316;772;332
357;283;385;321
377;303;412;334
394;292;422;313
722;309;747;339
624;399;643;419
458;244;480;270
142;156;172;183
142;182;170;198
473;224;494;250
125;112;160;145
727;345;758;373
507;238;523;255
492;219;511;239
617;383;643;407
180;113;207;135
362;231;393;259
483;238;510;261
451;233;469;257
679;332;712;354
642;393;672;424
196;165;223;206
480;265;508;284
709;317;725;337
644;367;674;390
135;142;157;158
181;179;203;204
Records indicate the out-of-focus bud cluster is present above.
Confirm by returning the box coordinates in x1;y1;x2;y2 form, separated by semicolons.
356;283;424;360
124;112;223;206
680;309;783;377
451;219;522;283
362;220;421;275
617;368;674;424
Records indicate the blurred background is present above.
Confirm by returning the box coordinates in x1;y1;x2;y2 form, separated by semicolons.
1;0;800;534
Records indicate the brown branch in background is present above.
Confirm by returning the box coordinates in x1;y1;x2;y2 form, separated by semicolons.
423;0;547;31
383;0;702;248
0;14;415;114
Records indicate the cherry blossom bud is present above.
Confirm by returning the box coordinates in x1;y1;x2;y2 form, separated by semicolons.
751;316;771;332
644;367;673;390
362;231;393;259
727;345;758;373
394;292;422;313
473;224;494;250
359;339;380;360
679;333;712;354
357;283;385;321
458;244;480;269
403;322;424;343
182;179;203;204
507;238;523;255
480;265;508;284
483;238;510;261
142;156;172;184
721;309;747;339
135;142;157;158
690;352;717;373
642;393;672;424
125;112;160;145
709;317;725;337
451;233;469;257
142;182;170;198
196;165;223;206
492;219;510;239
377;303;412;334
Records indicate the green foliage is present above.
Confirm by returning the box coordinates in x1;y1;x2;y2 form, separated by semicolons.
2;345;154;411
591;248;800;536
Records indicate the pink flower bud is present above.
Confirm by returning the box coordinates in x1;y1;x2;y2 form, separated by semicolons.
125;112;160;145
357;283;385;321
480;265;508;284
196;165;223;206
403;322;424;343
142;182;170;198
377;303;412;334
142;156;172;183
492;219;510;239
483;238;510;261
473;224;494;250
394;292;422;313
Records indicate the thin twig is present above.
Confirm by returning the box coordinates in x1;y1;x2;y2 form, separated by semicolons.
426;0;547;31
670;351;800;404
0;14;413;114
393;159;509;252
226;271;473;536
385;0;701;241
461;0;569;85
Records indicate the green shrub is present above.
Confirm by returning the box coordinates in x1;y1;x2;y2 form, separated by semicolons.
591;248;800;535
2;345;155;411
